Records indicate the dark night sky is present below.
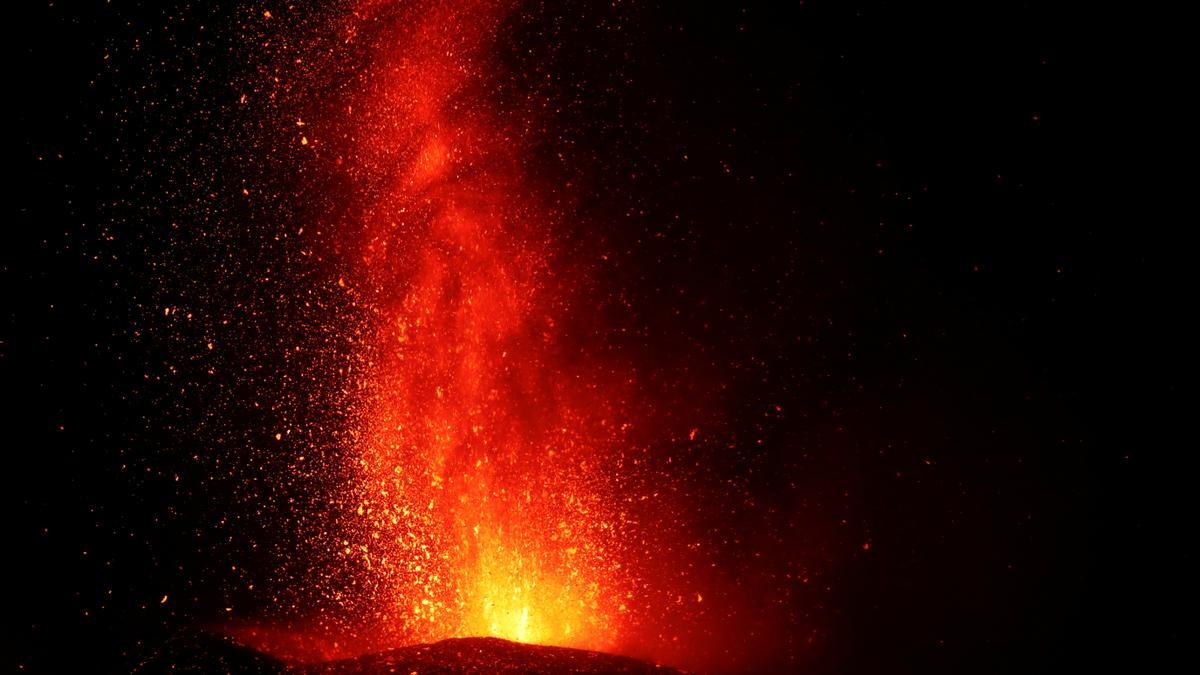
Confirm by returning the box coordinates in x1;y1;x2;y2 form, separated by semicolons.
6;1;1186;673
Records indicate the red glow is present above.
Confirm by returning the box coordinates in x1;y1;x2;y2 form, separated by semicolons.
345;0;633;652
232;0;652;662
218;2;790;670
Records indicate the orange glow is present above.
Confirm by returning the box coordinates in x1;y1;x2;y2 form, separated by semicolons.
323;0;629;656
219;2;758;670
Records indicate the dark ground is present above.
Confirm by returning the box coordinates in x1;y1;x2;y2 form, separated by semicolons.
133;634;680;674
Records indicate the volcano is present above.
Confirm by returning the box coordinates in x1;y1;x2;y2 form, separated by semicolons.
134;633;681;674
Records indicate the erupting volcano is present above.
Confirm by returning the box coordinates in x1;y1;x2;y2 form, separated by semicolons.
225;0;720;668
15;0;1136;672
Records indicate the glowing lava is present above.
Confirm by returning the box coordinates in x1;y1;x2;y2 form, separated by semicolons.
219;2;758;669
326;0;633;654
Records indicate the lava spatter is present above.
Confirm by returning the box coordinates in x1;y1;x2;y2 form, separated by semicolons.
224;0;645;660
215;0;753;668
341;0;632;652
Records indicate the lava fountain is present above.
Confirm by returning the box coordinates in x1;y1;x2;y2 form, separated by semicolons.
336;0;633;652
221;0;651;659
221;0;742;668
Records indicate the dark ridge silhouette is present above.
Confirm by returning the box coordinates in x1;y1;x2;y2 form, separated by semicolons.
134;632;683;674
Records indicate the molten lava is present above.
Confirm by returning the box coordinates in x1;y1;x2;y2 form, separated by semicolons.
323;0;633;656
222;1;754;669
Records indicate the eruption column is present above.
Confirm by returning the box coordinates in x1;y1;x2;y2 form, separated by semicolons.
328;0;633;654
